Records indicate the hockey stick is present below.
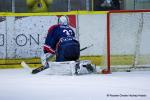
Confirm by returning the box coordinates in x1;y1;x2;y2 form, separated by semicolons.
80;44;93;51
32;65;49;74
21;44;94;74
21;61;32;73
21;61;49;74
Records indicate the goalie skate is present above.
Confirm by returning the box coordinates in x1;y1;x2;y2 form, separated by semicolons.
76;60;97;75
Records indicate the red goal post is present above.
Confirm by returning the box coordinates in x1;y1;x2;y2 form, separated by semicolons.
102;9;150;74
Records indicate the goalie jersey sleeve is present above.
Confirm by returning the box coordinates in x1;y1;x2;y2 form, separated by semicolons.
43;24;76;54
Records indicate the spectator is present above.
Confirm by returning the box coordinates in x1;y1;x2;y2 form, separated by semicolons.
94;0;120;11
111;0;120;10
26;0;53;12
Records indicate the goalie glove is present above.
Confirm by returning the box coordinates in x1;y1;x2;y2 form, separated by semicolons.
41;53;54;67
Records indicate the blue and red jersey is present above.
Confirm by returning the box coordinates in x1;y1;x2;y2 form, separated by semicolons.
43;24;77;54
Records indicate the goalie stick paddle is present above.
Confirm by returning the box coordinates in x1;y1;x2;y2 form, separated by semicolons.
32;66;49;74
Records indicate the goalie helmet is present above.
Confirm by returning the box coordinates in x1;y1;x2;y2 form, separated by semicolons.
58;16;69;25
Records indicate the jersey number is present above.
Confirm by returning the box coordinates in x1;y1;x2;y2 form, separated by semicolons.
63;29;73;36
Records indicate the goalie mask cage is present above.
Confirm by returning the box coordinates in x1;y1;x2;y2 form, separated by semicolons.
102;10;150;74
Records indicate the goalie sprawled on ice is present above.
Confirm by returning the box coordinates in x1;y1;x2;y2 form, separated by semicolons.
23;16;96;75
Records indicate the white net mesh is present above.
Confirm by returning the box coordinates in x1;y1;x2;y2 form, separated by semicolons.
103;11;150;72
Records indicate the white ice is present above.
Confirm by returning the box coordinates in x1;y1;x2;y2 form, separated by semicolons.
0;69;150;100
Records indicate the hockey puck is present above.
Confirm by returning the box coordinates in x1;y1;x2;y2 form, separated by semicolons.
126;70;131;72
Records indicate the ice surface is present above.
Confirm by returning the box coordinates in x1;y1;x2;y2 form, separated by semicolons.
0;69;150;100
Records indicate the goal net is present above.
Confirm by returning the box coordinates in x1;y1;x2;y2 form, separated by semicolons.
102;10;150;73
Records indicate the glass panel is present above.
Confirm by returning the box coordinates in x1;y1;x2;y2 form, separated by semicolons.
0;0;12;12
135;0;150;10
15;0;27;12
49;0;68;12
70;0;86;11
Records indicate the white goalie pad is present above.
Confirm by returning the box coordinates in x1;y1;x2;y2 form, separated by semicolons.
47;60;96;75
48;61;76;75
